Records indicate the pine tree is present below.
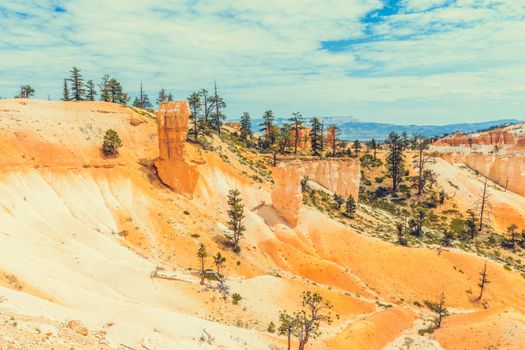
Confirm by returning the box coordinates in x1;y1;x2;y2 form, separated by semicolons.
278;311;299;350
310;117;322;156
260;110;276;147
465;209;477;239
157;88;167;104
187;92;202;142
133;82;152;109
240;112;252;140
16;85;35;98
290;112;304;155
226;189;245;253
345;195;357;218
333;194;344;210
62;78;70;101
294;291;333;350
197;243;208;284
211;81;226;135
102;129;122;156
352;140;361;156
69;66;85;101
99;74;111;102
86;80;96;101
385;132;406;194
213;252;226;276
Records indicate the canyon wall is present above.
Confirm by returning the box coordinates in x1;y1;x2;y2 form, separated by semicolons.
441;152;525;197
271;161;305;226
433;123;525;197
277;158;361;200
154;101;199;197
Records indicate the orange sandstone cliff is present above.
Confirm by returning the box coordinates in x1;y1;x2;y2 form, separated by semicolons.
154;101;199;197
271;161;305;226
432;123;525;197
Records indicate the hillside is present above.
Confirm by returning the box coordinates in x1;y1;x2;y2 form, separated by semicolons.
1;99;525;349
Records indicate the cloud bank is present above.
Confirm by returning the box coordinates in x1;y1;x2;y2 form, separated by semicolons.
0;0;524;124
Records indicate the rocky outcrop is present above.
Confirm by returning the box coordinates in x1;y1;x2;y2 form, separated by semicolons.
154;101;199;197
434;124;525;149
277;158;361;200
433;123;525;197
271;161;305;226
442;152;525;197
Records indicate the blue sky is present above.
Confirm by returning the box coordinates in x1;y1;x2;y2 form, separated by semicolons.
0;0;524;124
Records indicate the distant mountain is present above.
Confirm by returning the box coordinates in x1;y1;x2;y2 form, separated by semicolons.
244;117;521;141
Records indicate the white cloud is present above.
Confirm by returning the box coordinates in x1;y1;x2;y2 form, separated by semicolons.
0;0;524;124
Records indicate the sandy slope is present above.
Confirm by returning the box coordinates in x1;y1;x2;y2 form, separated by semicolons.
0;99;524;349
430;157;525;232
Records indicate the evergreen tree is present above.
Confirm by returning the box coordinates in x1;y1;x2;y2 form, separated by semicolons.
260;110;276;147
86;80;96;101
333;194;344;210
108;78;129;105
102;129;122;156
99;74;111;102
371;138;377;160
352;140;361;156
133;82;152;109
198;88;214;126
213;252;226;276
157;88;167;104
197;243;208;284
211;81;226;135
62;78;70;101
69;66;85;101
187;92;202;142
310;117;322;156
345;195;357;218
290;112;304;154
385;132;406;194
294;291;333;350
240;112;252;140
278;311;299;350
226;188;246;253
465;209;477;239
16;85;35;98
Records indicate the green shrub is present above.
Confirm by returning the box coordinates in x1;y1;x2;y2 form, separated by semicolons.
232;293;242;305
102;129;122;156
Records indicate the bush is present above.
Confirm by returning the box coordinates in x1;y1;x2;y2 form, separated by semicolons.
102;129;122;156
232;293;242;305
267;321;275;333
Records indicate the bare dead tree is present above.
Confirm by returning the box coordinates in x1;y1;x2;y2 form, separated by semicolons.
477;261;490;300
413;135;436;196
477;177;493;232
425;292;449;328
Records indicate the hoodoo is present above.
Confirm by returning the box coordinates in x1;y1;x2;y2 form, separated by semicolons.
154;100;199;197
271;161;305;226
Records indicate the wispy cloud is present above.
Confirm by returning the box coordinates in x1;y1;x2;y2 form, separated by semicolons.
0;0;523;124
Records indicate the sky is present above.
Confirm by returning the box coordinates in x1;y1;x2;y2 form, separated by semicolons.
0;0;524;124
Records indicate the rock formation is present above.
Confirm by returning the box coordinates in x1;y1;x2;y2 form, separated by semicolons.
154;101;199;197
271;161;305;226
277;158;361;200
433;123;525;197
